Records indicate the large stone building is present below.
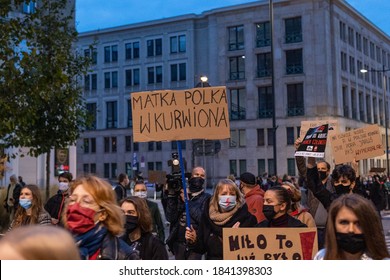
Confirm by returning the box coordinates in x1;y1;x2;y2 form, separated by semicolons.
76;0;390;186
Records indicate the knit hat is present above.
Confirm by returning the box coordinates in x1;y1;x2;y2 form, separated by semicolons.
239;172;256;186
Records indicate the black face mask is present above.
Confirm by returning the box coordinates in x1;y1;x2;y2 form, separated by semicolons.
318;171;328;181
125;215;138;234
336;232;366;254
188;177;205;193
334;184;351;195
263;204;277;221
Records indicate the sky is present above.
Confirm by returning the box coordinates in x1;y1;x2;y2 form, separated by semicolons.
75;0;390;36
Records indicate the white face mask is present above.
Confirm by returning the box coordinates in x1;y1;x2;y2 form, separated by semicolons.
134;191;147;199
58;182;69;191
218;195;237;211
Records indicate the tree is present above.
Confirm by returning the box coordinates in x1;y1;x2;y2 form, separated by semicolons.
0;0;91;199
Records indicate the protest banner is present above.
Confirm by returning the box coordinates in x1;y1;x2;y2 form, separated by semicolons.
330;124;384;164
295;125;328;158
299;119;339;139
223;227;318;260
147;170;167;185
131;86;230;142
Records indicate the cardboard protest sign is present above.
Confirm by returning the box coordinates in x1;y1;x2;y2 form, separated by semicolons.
330;124;384;164
223;227;318;260
148;170;167;185
131;86;230;142
299;119;339;138
295;125;328;158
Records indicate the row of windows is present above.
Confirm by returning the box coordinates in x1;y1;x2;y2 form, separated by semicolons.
85;83;304;130
83;35;186;65
229;16;302;51
84;62;187;90
341;51;386;88
339;21;390;67
83;137;187;154
342;85;389;126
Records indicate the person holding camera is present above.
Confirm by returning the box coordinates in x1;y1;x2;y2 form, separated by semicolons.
164;166;211;260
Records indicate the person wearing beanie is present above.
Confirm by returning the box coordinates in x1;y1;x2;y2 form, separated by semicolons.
239;172;266;223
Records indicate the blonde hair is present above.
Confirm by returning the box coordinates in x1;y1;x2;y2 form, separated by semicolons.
210;179;245;210
63;175;124;236
0;225;80;260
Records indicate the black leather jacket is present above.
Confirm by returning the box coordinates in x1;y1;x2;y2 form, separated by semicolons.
98;232;140;260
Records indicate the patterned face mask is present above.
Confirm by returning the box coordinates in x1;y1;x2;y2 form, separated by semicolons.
218;195;236;211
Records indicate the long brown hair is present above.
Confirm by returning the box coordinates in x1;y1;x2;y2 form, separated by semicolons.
324;194;390;260
12;185;44;228
120;196;153;233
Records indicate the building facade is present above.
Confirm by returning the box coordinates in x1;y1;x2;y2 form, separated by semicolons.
76;0;390;186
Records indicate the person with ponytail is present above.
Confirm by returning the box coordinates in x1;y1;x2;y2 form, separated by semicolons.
8;184;51;231
256;186;307;228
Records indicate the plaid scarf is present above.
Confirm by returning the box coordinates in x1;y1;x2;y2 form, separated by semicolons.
74;223;107;260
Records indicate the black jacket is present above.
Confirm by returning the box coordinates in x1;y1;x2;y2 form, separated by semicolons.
98;232;140;260
192;198;257;260
256;213;307;228
122;232;169;260
165;191;211;251
44;191;68;224
146;199;165;242
4;183;22;212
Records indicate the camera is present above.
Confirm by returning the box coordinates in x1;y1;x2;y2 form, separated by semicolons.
166;152;189;194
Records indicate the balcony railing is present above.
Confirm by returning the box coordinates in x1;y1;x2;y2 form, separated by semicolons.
230;71;245;80
257;69;271;78
287;107;304;116
258;109;273;119
285;32;302;44
286;64;303;75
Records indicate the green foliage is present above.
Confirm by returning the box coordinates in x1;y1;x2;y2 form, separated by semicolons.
0;0;91;157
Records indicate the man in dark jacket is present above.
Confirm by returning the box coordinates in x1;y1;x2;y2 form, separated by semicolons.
114;173;129;203
3;175;22;223
44;172;73;226
164;166;210;260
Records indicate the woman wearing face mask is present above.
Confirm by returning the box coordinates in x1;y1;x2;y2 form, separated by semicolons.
120;196;168;260
62;175;139;260
8;185;51;231
133;181;165;242
44;172;73;226
185;179;257;260
314;193;389;260
256;186;307;228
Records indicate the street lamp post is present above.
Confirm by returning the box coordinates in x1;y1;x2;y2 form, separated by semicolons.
361;65;390;177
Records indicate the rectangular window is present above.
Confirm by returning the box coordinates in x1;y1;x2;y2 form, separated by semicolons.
268;159;275;176
257;159;266;176
156;161;163;170
230;130;238;148
91;74;97;90
170;35;186;53
229;160;237;177
339;21;346;42
348;27;354;47
356;32;362;51
229;88;246;120
104;137;109;153
111;71;118;88
287;83;304;116
228;25;244;51
125;69;140;87
106;101;118;128
86;103;97;130
90;163;96;174
125;42;140;60
285;17;302;43
111;137;117;153
83;164;89;174
104;45;118;63
257;129;265;146
257;52;271;77
341;52;347;71
256;22;270;47
156;141;162;151
104;163;110;178
342;86;349;117
148;162;154;171
111;163;117;178
127;99;132;127
239;129;246;147
125;136;132;152
363;37;368;55
267;128;274;146
287;158;296;176
239;159;247;174
349;56;355;75
286;49;303;74
147;38;162;57
91;138;96;153
83;138;89;153
148;66;163;84
84;75;90;91
286;127;295;145
229;56;245;80
148;142;154;151
258;86;273;118
104;72;110;89
171;140;186;150
133;142;139;152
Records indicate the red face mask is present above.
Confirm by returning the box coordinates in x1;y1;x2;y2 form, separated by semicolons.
66;202;98;234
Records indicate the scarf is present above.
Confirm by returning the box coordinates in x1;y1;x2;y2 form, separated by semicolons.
209;201;241;226
74;223;107;260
